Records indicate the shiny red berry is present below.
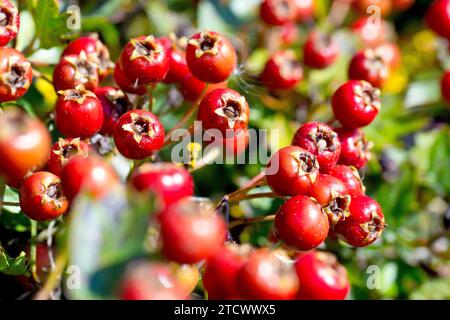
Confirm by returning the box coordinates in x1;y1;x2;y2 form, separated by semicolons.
325;165;365;197
441;70;450;102
19;172;68;221
376;42;401;70
331;80;381;129
295;251;350;300
266;146;319;196
274;195;329;251
61;155;119;201
53;52;99;91
120;35;169;85
160;198;226;264
309;174;351;225
334;195;385;247
113;61;147;95
351;17;391;48
55;87;104;139
94;86;132;136
179;72;227;102
260;0;297;26
62;36;114;80
336;127;372;169
280;22;299;46
261;50;303;91
113;109;165;160
186;31;237;83
294;0;315;22
0;0;19;47
162;38;190;84
48;138;89;177
0;107;51;188
426;0;450;40
238;248;299;300
197;88;249;135
130;163;194;207
203;244;251;300
0;47;32;102
303;31;339;69
349;49;389;88
292;122;341;171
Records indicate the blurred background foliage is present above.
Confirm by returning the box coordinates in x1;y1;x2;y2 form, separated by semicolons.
0;0;449;300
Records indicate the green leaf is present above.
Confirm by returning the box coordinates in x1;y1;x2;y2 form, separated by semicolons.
33;0;70;49
410;278;450;300
0;248;29;276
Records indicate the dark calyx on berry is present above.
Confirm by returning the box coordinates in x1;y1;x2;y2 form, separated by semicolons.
362;212;385;243
324;195;351;225
294;151;318;174
311;127;337;153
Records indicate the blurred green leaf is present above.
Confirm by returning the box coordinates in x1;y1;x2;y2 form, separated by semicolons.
33;0;70;49
0;248;28;276
410;278;450;300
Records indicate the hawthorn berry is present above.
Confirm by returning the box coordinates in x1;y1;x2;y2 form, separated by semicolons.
203;244;252;300
376;42;401;70
274;195;329;251
336;128;372;169
309;174;351;225
425;0;450;40
294;0;315;22
266;146;319;196
61;155;119;201
197;88;249;135
303;31;339;69
352;0;392;17
178;72;227;102
0;47;32;102
113;61;147;95
325;165;365;197
120;261;187;300
292;122;341;170
0;0;19;47
53;52;100;91
130;163;194;207
220;128;250;157
0;107;51;188
331;80;381;129
19;172;68;221
441;70;450;102
113;109;165;160
94;87;132;136
280;22;299;46
55;87;104;139
160;198;226;264
162;37;190;84
348;48;389;88
260;0;297;26
120;35;169;84
47;138;89;177
186;31;237;83
238;249;299;300
295;251;350;300
351;17;391;48
62;36;114;80
261;50;303;91
334;195;385;247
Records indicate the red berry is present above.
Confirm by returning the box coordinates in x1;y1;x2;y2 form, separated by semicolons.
19;172;68;221
113;61;147;95
48;138;90;176
309;174;351;225
162;38;190;84
303;31;339;69
336;127;372;169
260;0;297;26
186;31;237;83
221;128;250;156
238;248;299;300
0;107;51;188
294;0;315;22
113;109;165;160
274;195;329;251
120;261;187;300
62;36;114;80
94;87;132;136
120;35;169;84
376;42;401;70
325;165;365;197
292;122;341;170
280;22;299;46
203;244;251;300
179;72;227;102
392;0;415;11
160;198;226;264
351;17;391;48
441;70;450;102
53;52;99;91
334;195;385;247
261;50;303;91
266;146;319;196
348;49;389;88
0;0;19;47
0;47;32;102
61;155;119;201
130;163;194;207
55;87;104;139
331;80;381;129
352;0;392;17
197;88;249;135
426;0;450;40
295;251;350;300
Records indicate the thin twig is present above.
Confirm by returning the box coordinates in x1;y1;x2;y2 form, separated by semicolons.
32;69;52;84
0;201;20;207
34;249;67;300
228;214;276;229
